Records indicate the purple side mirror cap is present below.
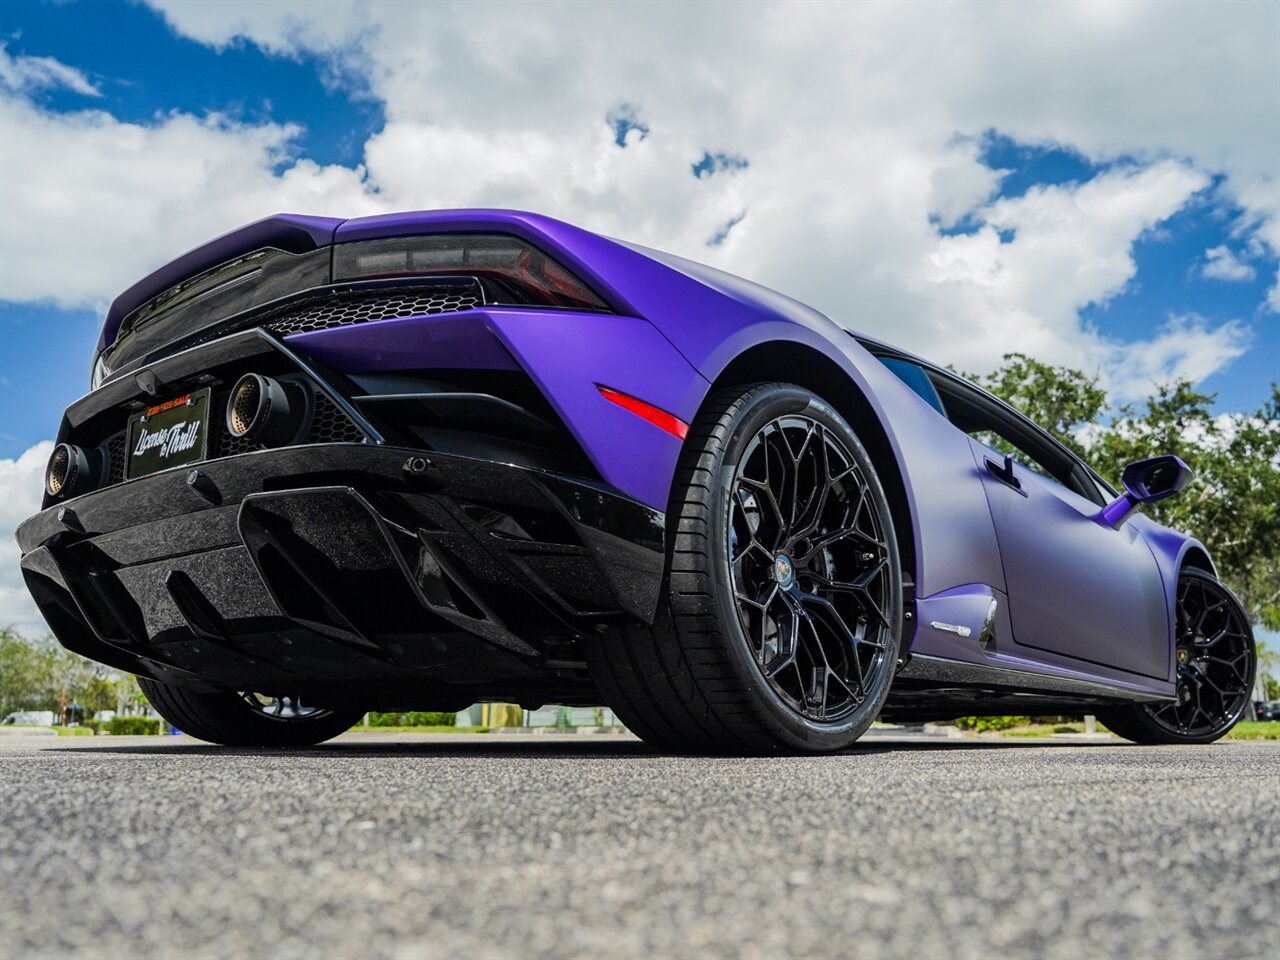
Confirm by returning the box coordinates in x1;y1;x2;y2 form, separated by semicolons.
1099;455;1193;528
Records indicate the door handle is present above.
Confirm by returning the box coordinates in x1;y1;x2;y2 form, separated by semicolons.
984;453;1022;491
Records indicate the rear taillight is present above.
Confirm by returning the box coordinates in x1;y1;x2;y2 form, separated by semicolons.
333;234;609;310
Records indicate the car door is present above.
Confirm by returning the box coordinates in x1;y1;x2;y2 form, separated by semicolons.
929;372;1171;680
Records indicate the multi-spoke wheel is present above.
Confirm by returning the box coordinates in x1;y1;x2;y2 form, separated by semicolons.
238;692;328;721
138;677;363;746
1101;568;1256;745
729;415;892;723
585;382;903;754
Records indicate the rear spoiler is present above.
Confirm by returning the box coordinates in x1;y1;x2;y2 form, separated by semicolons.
99;210;647;356
101;215;341;353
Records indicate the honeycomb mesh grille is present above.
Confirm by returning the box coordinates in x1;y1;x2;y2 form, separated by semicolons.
266;282;483;337
305;391;366;444
214;422;263;459
106;433;126;486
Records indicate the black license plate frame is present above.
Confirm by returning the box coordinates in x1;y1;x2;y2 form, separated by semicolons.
125;387;212;480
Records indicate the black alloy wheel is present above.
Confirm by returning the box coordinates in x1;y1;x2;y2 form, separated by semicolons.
1102;568;1256;745
239;691;329;721
585;382;903;754
728;414;893;723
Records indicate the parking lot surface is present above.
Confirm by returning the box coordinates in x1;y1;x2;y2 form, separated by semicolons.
1;731;1277;959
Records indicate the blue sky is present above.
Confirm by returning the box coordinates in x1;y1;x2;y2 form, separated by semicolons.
970;134;1278;412
2;0;381;167
0;1;1276;464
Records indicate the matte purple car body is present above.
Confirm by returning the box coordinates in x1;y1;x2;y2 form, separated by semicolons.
35;208;1212;714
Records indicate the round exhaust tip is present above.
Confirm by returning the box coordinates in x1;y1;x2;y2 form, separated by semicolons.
225;373;304;445
46;443;90;498
227;374;264;438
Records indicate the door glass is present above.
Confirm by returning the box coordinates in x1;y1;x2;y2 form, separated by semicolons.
966;428;1059;484
877;356;947;415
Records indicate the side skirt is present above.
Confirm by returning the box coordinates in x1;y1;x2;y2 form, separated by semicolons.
883;653;1173;722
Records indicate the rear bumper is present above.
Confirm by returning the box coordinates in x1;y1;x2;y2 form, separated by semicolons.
17;444;664;698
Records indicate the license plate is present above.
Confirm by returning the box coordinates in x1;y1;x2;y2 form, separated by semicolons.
125;388;211;480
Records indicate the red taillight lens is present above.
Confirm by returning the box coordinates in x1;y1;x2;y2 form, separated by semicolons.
333;234;609;310
597;385;689;440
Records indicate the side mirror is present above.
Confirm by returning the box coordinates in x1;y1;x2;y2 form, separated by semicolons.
1098;455;1192;528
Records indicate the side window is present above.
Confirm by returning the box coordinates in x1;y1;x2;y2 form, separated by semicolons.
965;424;1060;484
876;356;947;416
927;371;1104;505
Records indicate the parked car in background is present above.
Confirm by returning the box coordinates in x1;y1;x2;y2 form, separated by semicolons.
1260;701;1280;721
1;711;57;727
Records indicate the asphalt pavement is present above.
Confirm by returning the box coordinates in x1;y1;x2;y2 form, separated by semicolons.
1;731;1277;960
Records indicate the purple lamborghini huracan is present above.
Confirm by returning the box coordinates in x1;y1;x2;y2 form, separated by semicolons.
17;210;1256;752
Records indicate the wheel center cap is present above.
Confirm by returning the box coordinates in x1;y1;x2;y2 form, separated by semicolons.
773;553;795;588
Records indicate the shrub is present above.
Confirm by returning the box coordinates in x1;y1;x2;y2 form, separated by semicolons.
367;711;457;727
954;715;1030;733
108;716;161;735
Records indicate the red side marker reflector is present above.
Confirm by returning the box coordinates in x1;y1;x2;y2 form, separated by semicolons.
597;385;689;440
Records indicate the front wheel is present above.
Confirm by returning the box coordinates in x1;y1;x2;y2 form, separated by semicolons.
138;677;364;746
586;382;903;754
1101;568;1256;745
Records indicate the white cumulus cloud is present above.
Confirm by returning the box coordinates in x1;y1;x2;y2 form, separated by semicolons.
0;442;54;637
0;0;1268;392
0;97;380;308
1202;245;1257;281
0;42;101;98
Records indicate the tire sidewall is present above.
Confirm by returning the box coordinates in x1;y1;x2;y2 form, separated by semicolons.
701;383;903;751
139;676;361;746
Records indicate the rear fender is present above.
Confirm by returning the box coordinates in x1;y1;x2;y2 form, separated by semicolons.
485;310;709;511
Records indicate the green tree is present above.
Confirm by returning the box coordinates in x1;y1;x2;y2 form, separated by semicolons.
0;629;61;715
969;353;1107;459
0;627;139;718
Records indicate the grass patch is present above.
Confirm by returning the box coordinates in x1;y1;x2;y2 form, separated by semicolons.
1227;721;1280;740
995;720;1278;741
55;726;94;736
997;721;1112;738
345;725;490;734
997;728;1053;738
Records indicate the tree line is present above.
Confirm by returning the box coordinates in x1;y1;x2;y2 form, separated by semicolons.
0;629;144;719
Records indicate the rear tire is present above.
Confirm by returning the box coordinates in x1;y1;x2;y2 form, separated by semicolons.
138;677;363;746
1100;568;1255;745
586;383;903;754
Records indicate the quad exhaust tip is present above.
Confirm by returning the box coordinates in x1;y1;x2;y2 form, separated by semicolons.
45;443;92;499
226;373;305;445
